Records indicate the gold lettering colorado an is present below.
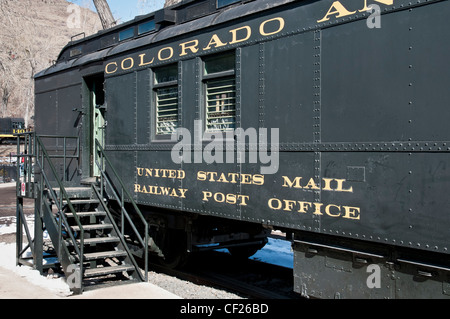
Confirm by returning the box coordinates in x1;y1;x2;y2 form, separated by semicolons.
317;0;394;23
105;17;285;75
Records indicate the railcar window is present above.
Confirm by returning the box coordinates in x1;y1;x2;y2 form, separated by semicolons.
70;47;82;58
119;28;134;41
138;20;156;35
205;54;235;74
217;0;240;9
154;64;179;136
12;122;24;129
204;53;236;132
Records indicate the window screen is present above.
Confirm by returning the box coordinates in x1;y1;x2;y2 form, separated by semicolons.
204;53;236;132
154;65;178;136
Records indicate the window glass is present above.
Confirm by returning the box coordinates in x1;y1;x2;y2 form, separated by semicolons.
119;28;134;41
12;121;24;129
70;47;82;57
138;20;156;35
204;54;235;75
217;0;240;9
155;65;178;84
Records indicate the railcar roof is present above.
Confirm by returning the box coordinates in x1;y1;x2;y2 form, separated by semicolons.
35;0;294;78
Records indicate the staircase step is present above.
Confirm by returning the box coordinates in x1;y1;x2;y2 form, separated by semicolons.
66;211;107;218
81;177;98;185
79;250;128;261
54;187;92;199
84;265;135;278
66;237;120;246
63;199;100;205
72;223;113;232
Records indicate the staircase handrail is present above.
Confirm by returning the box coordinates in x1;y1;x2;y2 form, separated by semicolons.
25;132;85;285
94;139;148;281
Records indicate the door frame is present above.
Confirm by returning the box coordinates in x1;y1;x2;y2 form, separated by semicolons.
82;74;106;180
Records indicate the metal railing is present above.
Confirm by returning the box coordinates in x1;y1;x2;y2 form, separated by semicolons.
16;132;149;289
93;138;148;281
16;132;84;291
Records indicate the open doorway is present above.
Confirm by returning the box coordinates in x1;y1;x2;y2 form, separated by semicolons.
84;74;106;178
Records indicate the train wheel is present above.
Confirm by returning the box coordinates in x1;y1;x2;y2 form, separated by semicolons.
157;229;189;269
158;251;189;269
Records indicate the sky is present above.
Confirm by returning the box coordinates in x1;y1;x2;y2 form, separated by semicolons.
69;0;167;23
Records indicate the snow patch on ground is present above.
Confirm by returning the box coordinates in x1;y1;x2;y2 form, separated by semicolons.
250;238;294;269
0;239;72;296
215;236;294;269
0;215;35;236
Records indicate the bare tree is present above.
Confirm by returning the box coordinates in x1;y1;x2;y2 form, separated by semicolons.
92;0;116;29
137;0;182;11
165;0;183;7
137;0;162;14
1;82;11;117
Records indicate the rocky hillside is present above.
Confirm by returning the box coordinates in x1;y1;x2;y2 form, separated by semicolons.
0;0;101;127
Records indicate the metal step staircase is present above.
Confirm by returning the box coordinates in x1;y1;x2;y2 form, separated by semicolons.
15;133;148;295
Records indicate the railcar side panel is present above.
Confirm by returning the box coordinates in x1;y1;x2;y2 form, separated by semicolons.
261;33;316;144
240;152;317;228
180;58;198;134
56;85;83;140
135;151;185;210
35;91;58;137
106;73;137;146
33;0;450;298
136;69;151;145
101;0;450;256
316;2;450;253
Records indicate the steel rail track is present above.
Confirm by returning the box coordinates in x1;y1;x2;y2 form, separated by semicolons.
146;251;299;299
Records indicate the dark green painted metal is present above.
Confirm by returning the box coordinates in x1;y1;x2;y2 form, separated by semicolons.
94;139;149;282
95;0;450;256
33;0;450;298
15;133;148;294
16;133;84;292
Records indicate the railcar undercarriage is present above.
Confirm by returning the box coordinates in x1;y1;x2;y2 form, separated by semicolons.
110;202;270;268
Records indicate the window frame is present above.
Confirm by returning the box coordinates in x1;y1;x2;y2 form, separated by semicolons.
202;52;237;135
152;63;180;140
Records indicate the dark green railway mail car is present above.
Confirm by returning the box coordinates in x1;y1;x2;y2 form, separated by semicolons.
34;0;450;298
